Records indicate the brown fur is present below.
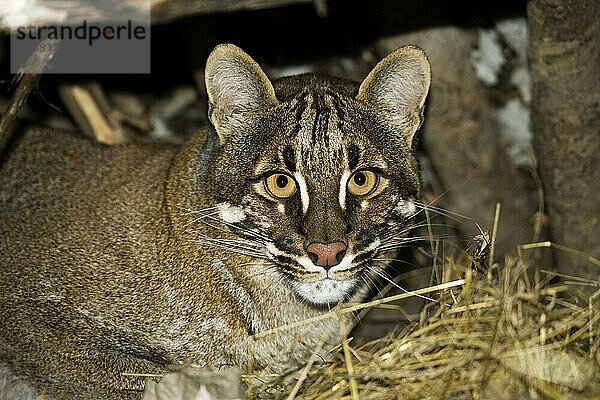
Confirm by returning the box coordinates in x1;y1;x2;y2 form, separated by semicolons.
0;44;430;399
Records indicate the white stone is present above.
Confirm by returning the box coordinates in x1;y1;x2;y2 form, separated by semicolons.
471;29;505;86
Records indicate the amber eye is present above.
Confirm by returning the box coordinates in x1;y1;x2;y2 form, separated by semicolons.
348;170;379;196
265;173;297;199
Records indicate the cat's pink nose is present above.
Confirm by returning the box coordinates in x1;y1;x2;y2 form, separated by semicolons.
306;241;347;268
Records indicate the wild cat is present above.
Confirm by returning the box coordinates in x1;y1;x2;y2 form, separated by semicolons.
0;44;431;399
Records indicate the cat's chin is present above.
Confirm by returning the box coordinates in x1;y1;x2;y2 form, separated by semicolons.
293;278;358;305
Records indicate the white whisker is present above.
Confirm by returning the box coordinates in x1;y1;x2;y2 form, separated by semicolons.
201;214;270;241
365;265;436;303
412;200;472;222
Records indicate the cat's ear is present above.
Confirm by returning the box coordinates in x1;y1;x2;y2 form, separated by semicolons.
205;44;278;142
356;46;431;147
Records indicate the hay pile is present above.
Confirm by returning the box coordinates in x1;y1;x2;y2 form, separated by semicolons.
244;251;600;399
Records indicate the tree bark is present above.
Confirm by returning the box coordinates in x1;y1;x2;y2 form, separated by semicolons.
528;0;600;278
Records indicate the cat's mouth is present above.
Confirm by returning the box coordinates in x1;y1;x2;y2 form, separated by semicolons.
293;276;360;304
267;242;377;304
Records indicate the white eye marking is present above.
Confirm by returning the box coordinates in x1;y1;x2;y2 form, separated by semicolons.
294;172;310;214
217;202;246;223
277;203;285;214
395;199;417;216
339;169;350;209
361;199;369;210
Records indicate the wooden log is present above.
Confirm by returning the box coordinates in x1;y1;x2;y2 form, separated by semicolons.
528;0;600;278
58;82;128;145
151;0;316;23
0;39;59;155
0;0;317;29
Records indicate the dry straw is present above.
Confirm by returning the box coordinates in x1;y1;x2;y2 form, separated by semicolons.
244;244;600;400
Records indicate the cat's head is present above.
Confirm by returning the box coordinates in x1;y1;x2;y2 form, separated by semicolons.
201;44;430;305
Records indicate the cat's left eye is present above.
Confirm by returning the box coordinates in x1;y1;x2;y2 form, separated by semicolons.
265;173;297;199
348;170;379;196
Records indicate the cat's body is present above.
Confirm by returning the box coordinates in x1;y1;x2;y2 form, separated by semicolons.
0;45;430;399
0;126;348;399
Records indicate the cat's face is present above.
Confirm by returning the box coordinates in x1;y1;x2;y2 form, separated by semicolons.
203;44;431;304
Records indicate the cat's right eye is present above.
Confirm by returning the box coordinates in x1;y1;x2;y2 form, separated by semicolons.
348;170;379;196
264;173;297;199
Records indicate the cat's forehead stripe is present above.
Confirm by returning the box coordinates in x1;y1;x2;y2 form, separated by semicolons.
282;145;296;172
347;145;360;170
295;92;344;172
